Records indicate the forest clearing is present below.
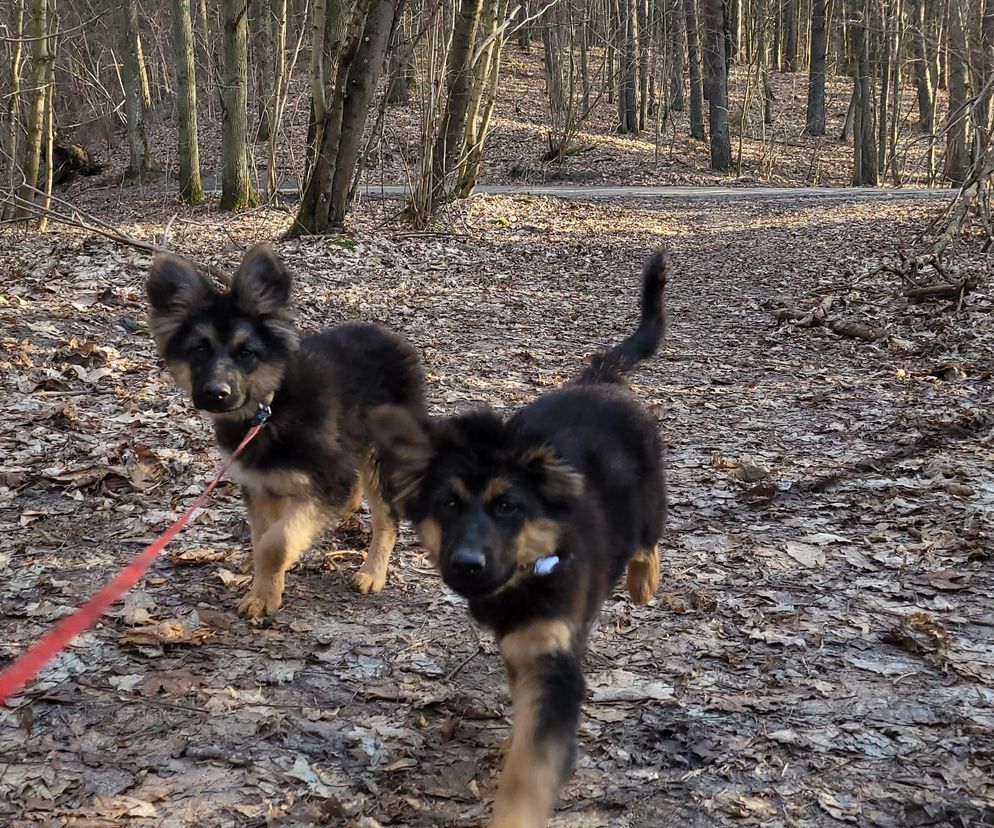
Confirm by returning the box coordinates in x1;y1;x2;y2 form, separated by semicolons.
0;0;993;825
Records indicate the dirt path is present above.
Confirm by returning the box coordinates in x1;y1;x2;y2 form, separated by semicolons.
201;176;954;203
0;193;990;827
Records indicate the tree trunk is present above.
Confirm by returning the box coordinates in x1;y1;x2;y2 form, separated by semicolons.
121;0;158;182
458;0;505;194
669;0;686;110
910;0;936;136
618;0;639;132
386;16;417;105
944;0;969;186
877;0;893;171
783;0;798;70
173;0;203;203
4;0;26;220
429;0;485;209
637;0;649;129
220;0;257;209
702;0;732;169
979;0;994;150
251;0;275;141
805;0;826;135
293;0;400;233
36;0;55;231
685;0;705;138
850;5;877;185
265;0;288;197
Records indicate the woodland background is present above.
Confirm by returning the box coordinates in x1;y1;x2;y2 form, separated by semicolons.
0;0;992;826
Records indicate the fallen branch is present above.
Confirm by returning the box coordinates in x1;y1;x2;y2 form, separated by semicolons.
771;296;883;341
904;276;977;304
10;188;226;281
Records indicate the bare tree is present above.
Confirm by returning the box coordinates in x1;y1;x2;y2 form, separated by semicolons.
944;0;969;185
805;0;826;135
292;0;402;233
685;0;705;139
3;0;27;220
174;0;203;203
121;0;158;182
220;0;257;209
16;0;51;217
702;0;732;169
850;0;877;185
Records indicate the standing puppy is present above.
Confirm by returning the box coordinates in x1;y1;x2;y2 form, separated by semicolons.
370;251;669;827
146;244;425;617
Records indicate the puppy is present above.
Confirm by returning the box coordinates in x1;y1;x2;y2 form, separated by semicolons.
146;244;425;617
370;251;669;827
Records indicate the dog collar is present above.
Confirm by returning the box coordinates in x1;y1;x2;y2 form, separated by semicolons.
250;403;272;426
533;555;560;576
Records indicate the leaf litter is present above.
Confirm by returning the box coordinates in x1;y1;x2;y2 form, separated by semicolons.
0;191;992;826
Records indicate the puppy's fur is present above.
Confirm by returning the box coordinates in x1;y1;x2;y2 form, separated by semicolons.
146;244;425;617
371;251;669;827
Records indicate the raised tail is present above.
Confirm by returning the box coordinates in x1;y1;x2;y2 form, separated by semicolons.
577;249;668;385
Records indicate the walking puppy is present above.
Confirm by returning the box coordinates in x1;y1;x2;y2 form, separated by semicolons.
370;251;668;827
146;244;425;617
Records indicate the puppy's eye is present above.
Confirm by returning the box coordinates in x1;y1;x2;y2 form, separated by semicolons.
190;342;209;355
237;347;255;360
440;497;459;514
494;498;519;517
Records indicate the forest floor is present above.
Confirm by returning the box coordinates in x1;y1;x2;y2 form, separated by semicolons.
1;186;993;827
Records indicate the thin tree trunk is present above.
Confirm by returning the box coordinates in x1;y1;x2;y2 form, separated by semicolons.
252;0;275;141
669;0;686;110
637;0;649;130
121;0;158;182
685;0;705;138
850;4;877;185
702;0;732;168
16;0;50;218
977;0;994;150
783;0;798;70
619;0;638;132
805;0;826;134
4;0;26;220
37;0;55;231
944;0;969;185
429;0;485;209
266;0;288;196
174;0;203;203
220;0;257;209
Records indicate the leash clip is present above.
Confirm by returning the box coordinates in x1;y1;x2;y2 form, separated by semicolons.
250;404;272;427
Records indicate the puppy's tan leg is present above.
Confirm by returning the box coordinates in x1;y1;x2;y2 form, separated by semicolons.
491;620;583;828
239;494;326;618
350;467;397;594
339;475;363;522
626;545;660;605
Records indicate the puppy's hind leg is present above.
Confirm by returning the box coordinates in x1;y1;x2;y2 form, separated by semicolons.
239;494;326;619
350;466;397;595
626;545;660;605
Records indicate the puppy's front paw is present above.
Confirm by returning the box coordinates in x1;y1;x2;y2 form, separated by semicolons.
349;567;386;594
237;583;283;618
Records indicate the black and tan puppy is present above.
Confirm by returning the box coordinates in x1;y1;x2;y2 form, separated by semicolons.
146;244;425;618
370;251;669;827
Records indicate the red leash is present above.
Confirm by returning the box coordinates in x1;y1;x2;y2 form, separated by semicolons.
0;409;269;706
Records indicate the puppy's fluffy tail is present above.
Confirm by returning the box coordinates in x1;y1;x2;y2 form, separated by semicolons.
578;249;668;385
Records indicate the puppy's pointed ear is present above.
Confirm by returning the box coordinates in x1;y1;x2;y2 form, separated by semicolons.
369;405;434;503
231;243;292;316
520;445;583;509
146;253;211;349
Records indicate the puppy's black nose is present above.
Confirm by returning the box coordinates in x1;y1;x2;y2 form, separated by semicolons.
450;548;486;576
204;382;231;402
